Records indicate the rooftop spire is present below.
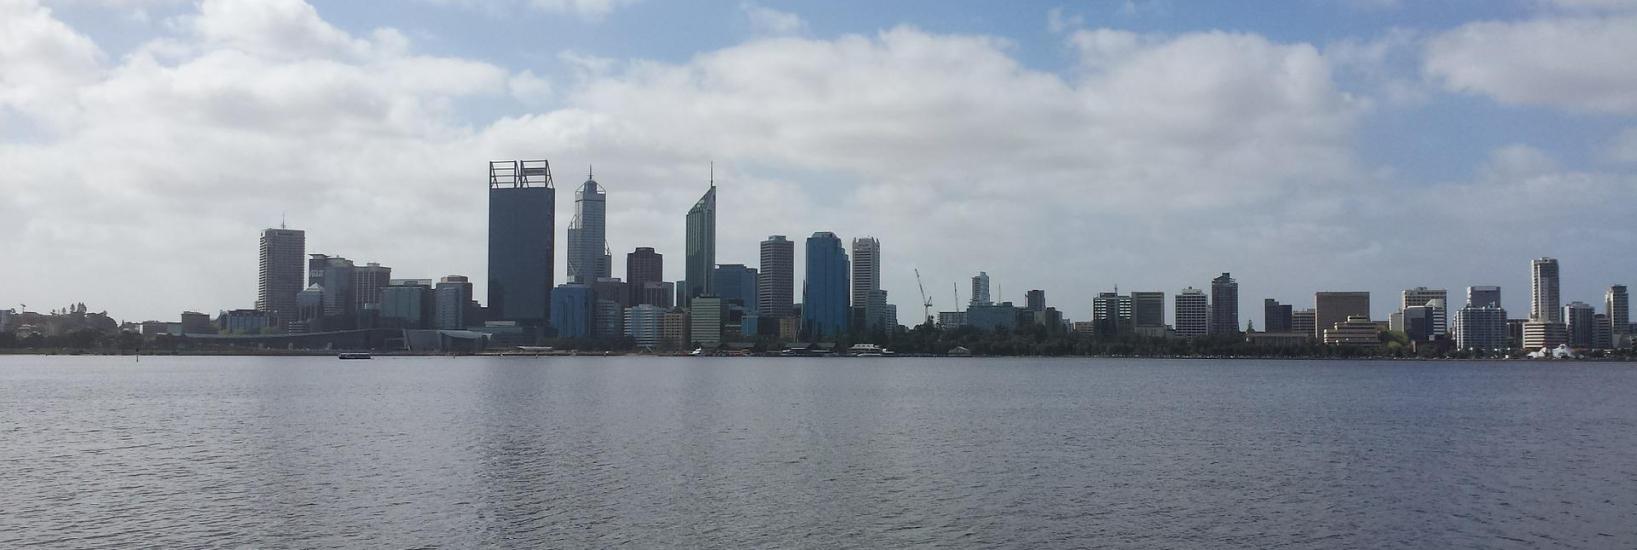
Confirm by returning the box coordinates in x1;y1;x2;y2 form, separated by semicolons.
588;164;593;180
710;161;715;188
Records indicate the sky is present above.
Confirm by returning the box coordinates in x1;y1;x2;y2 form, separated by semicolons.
2;0;1635;325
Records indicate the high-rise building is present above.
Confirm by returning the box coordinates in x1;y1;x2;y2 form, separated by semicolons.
1131;292;1165;328
626;247;664;302
307;254;356;318
566;169;610;284
1402;305;1437;342
971;272;991;307
758;235;795;318
660;310;690;350
487;160;555;331
1402;287;1448;337
624;304;666;349
1092;292;1131;335
1454;305;1508;351
684;184;716;307
434;275;474;330
1531;257;1560;323
592;278;631;309
715;264;759;310
1209;273;1239;334
1522;320;1567;350
802;232;850;340
381;281;433;329
1315;292;1370;339
1175;288;1208;338
352;262;391;314
639;281;674;310
550;283;594;338
256;227;305;331
689;296;725;348
1264;299;1293;333
1467;286;1502;309
1564;301;1596;348
1026;290;1046;312
1292;309;1316;338
180;311;212;335
1592;313;1613;350
593;298;623;340
1607;285;1629;336
850;237;880;308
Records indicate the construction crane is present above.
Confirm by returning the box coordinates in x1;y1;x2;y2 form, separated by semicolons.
914;268;933;326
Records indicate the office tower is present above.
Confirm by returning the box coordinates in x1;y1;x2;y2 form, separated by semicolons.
434;275;474;330
715;264;759;310
627;247;664;302
180;311;212;335
1264;299;1293;333
256;227;305;330
1607;285;1629;335
1402;305;1437;342
352;263;391;313
624;304;666;348
1092;292;1129;335
970;272;992;306
850;237;880;307
758;235;795;318
550;283;594;338
690;296;725;347
1592;313;1613;350
294;285;324;332
1175;288;1209;338
1522;320;1567;350
590;277;631;310
802;232;850;339
1292;309;1316;338
487;160;555;330
1401;287;1448;337
685;183;717;306
1564;302;1596;348
1026;290;1046;312
661;310;690;349
307;254;356;318
1467;286;1502;309
1130;292;1164;328
566;169;610;284
381;281;433;329
1210;273;1239;334
593;298;623;339
639;281;675;310
1531;257;1560;323
1454;305;1508;351
1315;292;1370;338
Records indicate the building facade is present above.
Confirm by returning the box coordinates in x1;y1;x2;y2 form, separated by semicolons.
1564;301;1596;348
971;272;991;307
1210;273;1239;334
627;247;664;304
758;235;795;318
487;159;555;331
1315;292;1370;339
1467;286;1502;309
434;276;474;330
802;232;850;340
566;170;610;284
684;185;716;306
1454;305;1508;351
1292;309;1317;338
1264;299;1293;333
256;227;306;331
624;304;665;348
689;296;724;348
1608;284;1630;337
1531;257;1560;323
1174;288;1209;338
550;283;594;338
1401;287;1448;337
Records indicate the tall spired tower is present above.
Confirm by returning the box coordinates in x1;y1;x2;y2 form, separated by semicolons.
684;167;717;307
566;166;610;284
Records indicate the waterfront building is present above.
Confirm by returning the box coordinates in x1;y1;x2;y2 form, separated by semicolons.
256;227;305;331
487;159;555;331
1092;292;1130;335
966;303;1021;331
660;310;690;350
1522;320;1568;350
1131;292;1165;328
434;276;475;330
1454;305;1509;351
591;278;631;309
862;289;891;331
971;272;991;306
624;304;665;348
715;264;759;311
802;232;850;340
850;237;880;308
627;247;664;304
1210;273;1239;335
1291;309;1317;338
1315;292;1370;339
1026;290;1046;312
639;281;674;309
684;183;716;306
1531;257;1560;323
352;262;391;314
1564;302;1596;348
1174;288;1209;338
221;309;272;334
1402;305;1437;342
1607;285;1630;337
939;311;967;329
380;281;433;329
758;235;795;318
294;285;324;332
566;169;610;284
1323;315;1382;347
1592;313;1613;350
550;283;594;338
307;254;356;319
778;316;801;341
593;298;623;339
1402;287;1448;337
1264;299;1293;333
690;296;725;348
1507;318;1527;349
180;311;212;334
1467;286;1502;309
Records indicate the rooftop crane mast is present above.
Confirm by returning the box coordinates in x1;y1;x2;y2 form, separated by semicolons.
914;268;933;326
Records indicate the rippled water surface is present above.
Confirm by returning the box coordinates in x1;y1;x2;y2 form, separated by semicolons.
2;356;1635;548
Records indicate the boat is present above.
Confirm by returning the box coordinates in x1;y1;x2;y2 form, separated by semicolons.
848;343;885;357
338;352;372;360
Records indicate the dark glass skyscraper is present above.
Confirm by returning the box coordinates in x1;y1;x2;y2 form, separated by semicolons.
684;183;716;306
487;160;555;331
802;232;850;340
758;235;794;317
256;227;305;331
1210;272;1239;334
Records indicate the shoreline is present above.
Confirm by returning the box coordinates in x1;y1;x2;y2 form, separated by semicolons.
1;349;1631;362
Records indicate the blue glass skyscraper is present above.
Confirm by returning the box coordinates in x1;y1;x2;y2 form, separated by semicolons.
487;160;555;334
802;232;849;340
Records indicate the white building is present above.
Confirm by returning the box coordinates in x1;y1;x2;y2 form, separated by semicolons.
1174;288;1209;338
624;305;665;349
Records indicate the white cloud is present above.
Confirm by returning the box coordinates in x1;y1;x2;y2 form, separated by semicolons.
1602;127;1637;164
0;0;103;129
1425;14;1637;114
742;2;804;35
418;0;637;18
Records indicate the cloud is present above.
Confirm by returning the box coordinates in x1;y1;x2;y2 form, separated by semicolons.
1602;127;1637;164
417;0;637;19
0;0;103;130
742;2;805;35
1424;13;1637;114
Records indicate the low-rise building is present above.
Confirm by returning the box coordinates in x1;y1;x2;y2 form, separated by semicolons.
1323;315;1381;348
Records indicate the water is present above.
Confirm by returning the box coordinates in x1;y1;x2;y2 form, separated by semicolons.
2;356;1634;548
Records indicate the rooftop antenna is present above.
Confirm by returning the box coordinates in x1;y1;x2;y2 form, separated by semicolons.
588;164;593;180
710;161;715;188
280;211;286;230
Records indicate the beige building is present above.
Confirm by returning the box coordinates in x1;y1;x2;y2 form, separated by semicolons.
1316;292;1370;339
1323;315;1382;347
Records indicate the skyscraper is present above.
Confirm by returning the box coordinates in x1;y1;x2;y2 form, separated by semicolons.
685;183;716;306
1264;299;1293;333
1025;290;1046;312
1467;286;1502;309
1402;287;1449;337
1292;309;1317;338
971;272;991;306
1564;301;1596;348
434;275;474;330
307;254;356;318
758;235;794;318
566;168;610;284
487;160;554;331
1454;305;1508;351
1607;284;1629;336
627;247;664;305
550;283;594;338
1130;292;1165;328
1210;273;1239;334
851;237;880;309
1315;292;1371;338
715;264;759;310
1531;257;1560;323
352;262;391;314
1175;288;1209;338
256;227;305;331
802;232;850;340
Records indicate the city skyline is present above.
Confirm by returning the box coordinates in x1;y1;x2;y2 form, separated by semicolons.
4;0;1637;326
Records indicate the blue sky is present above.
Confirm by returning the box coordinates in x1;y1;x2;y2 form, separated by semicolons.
3;0;1635;324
